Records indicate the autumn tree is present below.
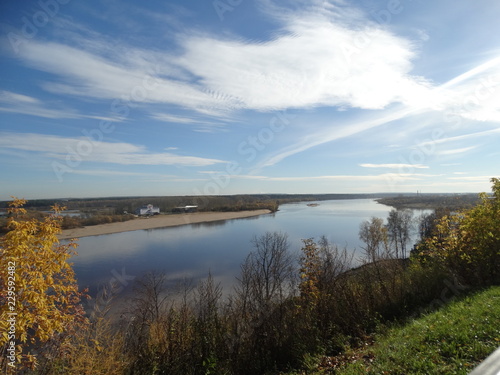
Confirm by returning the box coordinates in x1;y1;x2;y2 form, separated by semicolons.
420;178;500;285
0;198;87;372
359;217;390;262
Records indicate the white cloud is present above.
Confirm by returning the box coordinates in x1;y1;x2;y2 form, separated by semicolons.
0;90;121;121
7;0;500;172
360;163;429;169
430;56;500;121
438;146;477;156
150;113;228;132
70;170;167;177
0;90;79;119
10;1;431;116
447;175;494;181
177;5;430;112
0;90;39;104
254;106;420;169
417;127;500;148
0;132;225;167
254;54;500;170
151;113;201;124
231;173;438;182
15;40;238;116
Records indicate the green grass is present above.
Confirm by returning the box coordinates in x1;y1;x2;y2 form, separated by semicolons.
286;286;500;375
337;286;500;374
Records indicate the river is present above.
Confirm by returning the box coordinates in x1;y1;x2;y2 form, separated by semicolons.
70;199;430;298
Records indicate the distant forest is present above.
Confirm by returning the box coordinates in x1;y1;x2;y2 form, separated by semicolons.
376;193;481;210
0;193;384;213
0;192;481;213
0;193;482;233
0;194;380;232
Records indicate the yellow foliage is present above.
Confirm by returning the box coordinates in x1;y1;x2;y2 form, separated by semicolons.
419;178;500;285
0;198;88;369
299;238;322;306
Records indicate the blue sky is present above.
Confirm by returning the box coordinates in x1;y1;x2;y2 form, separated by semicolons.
0;0;499;200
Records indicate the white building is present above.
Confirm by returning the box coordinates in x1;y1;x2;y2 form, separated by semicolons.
173;205;198;213
135;204;160;216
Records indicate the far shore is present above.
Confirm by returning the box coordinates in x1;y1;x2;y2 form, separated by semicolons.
58;209;272;240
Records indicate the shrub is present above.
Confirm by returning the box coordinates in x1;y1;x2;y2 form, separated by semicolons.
419;178;500;286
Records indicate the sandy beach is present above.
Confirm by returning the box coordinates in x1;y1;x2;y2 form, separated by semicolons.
58;209;271;240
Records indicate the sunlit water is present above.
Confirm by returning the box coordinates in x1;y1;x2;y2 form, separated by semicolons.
69;199;430;299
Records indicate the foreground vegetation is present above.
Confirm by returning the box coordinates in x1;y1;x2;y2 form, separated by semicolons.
1;179;498;374
290;286;500;374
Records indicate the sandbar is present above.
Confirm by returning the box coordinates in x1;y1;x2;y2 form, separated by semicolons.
58;209;271;240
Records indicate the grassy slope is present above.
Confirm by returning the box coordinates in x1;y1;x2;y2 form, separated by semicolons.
285;287;500;374
335;286;500;374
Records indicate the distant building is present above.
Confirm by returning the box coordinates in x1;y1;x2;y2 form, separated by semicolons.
173;205;198;213
135;204;160;216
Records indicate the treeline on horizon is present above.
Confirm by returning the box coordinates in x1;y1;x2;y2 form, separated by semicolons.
0;192;481;212
0;192;483;234
0;194;379;232
0;193;381;211
376;193;480;210
0;192;482;233
1;179;499;374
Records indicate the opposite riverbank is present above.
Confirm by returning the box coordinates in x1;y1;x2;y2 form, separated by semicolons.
58;209;271;239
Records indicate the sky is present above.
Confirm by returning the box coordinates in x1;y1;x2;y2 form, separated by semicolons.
0;0;499;200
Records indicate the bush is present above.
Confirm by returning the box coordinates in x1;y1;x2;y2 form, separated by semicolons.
419;178;500;286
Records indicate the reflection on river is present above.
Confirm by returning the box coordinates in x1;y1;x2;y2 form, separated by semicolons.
70;199;430;296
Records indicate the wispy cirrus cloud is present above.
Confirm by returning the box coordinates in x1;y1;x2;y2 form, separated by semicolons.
70;170;206;183
438;146;477;156
253;53;500;170
8;0;429;116
69;170;174;177
447;175;494;181
0;90;119;121
150;112;228;132
12;40;241;117
253;106;420;170
0;132;225;167
228;173;437;182
417;127;500;147
360;163;429;169
150;113;203;124
6;0;500;174
177;3;431;112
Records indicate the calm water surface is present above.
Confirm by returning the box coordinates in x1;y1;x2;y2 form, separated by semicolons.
70;199;428;295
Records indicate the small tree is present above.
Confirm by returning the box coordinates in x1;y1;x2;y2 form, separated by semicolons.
299;238;322;307
359;217;390;262
0;198;88;371
236;232;294;314
386;209;414;258
232;231;295;373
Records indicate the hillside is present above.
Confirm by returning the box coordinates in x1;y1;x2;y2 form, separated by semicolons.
295;286;500;374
